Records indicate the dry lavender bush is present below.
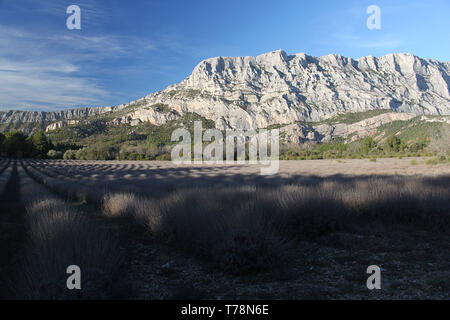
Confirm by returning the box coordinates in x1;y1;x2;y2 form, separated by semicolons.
22;161;105;203
103;175;450;275
0;160;12;194
12;165;127;299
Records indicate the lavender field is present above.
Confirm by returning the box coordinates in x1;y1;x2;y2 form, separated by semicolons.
0;159;449;299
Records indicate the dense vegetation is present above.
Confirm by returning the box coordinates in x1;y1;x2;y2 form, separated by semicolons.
1;111;449;162
0;130;57;159
281;120;450;161
300;109;393;126
280;135;429;160
0;121;48;136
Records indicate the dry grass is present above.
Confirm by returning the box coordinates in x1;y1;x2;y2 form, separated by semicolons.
11;165;128;299
102;192;137;218
23;158;450;203
103;175;449;275
0;161;12;195
8;159;449;298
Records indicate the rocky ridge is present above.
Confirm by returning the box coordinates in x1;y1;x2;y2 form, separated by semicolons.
281;112;418;144
141;50;449;130
1;51;449;141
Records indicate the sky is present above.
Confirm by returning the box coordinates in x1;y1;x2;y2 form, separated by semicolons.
0;0;449;111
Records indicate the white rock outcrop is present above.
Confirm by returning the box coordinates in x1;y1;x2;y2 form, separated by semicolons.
2;51;449;137
45;119;80;132
140;51;449;130
282;112;418;144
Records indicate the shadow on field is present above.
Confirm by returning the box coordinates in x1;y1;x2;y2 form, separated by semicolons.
0;163;27;299
9;163;133;300
103;172;450;279
19;161;450;298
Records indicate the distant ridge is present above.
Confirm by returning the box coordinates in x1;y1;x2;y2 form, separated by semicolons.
1;51;449;133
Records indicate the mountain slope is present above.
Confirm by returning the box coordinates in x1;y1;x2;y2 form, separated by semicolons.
1;51;449;134
141;50;449;130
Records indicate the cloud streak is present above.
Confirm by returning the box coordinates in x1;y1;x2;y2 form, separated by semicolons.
0;20;158;110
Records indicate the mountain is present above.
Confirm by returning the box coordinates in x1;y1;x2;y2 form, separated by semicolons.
1;51;449;137
0;107;120;134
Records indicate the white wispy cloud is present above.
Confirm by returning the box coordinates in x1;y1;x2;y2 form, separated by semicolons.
0;27;102;110
0;71;107;109
0;21;158;111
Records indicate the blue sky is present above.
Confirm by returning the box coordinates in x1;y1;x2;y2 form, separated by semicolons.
0;0;449;111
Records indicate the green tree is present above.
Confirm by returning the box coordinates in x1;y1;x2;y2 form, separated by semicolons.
31;131;52;158
75;148;88;160
63;149;77;160
0;133;5;153
385;134;402;153
47;149;62;159
361;136;377;154
4;131;27;157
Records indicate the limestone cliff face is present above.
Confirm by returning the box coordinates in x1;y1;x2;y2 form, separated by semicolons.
143;50;449;130
1;50;449;134
282;112;418;144
0;107;118;125
45;120;80;131
107;107;180;127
